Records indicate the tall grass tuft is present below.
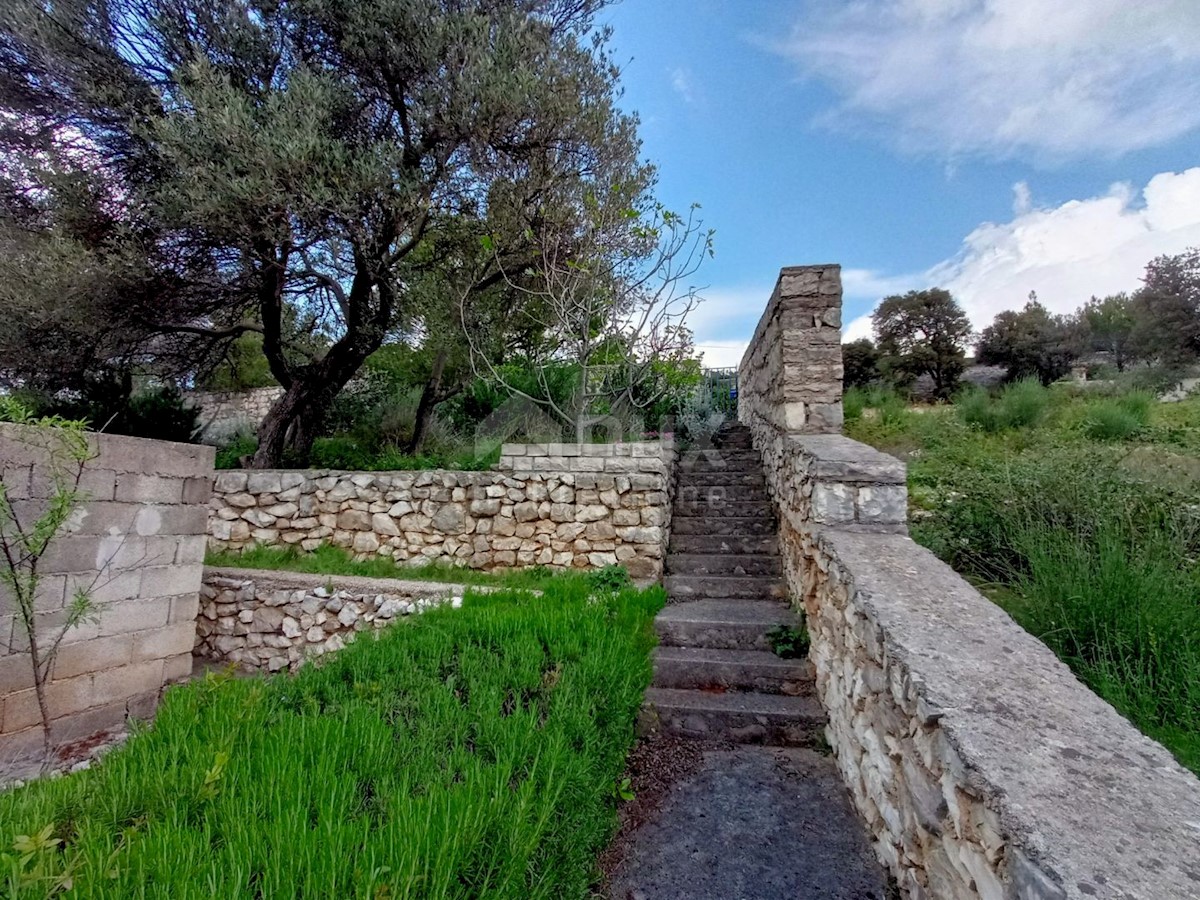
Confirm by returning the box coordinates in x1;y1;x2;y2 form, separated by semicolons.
956;378;1048;433
1082;392;1153;441
1004;516;1200;771
0;581;663;898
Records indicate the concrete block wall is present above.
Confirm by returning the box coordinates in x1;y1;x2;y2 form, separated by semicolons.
738;265;1200;899
0;425;214;757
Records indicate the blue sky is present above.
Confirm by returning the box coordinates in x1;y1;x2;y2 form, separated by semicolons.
600;0;1200;365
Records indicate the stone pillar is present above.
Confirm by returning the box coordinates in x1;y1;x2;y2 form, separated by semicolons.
738;264;843;435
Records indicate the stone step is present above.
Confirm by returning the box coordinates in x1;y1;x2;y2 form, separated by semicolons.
665;553;781;577
670;516;777;537
668;533;780;555
655;600;798;650
665;574;785;601
642;687;825;746
675;470;767;487
652;647;813;695
677;449;762;466
675;484;770;502
673;500;774;518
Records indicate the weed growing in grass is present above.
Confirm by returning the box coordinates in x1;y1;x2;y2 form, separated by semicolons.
765;624;810;659
843;387;867;422
586;565;633;593
0;581;665;898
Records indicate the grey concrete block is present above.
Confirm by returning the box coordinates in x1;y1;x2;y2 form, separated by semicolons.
174;534;208;566
182;475;214;505
73;502;139;535
130;621;194;663
52;633;134;680
91;596;173;638
139;564;203;599
115;473;184;505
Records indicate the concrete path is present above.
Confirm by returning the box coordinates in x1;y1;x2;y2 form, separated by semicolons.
607;745;891;900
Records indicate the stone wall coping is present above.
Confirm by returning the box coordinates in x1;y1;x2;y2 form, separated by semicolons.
792;434;906;484
203;566;493;599
499;440;675;457
820;527;1200;898
779;263;842;274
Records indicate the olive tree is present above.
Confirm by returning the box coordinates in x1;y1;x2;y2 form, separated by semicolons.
0;0;641;465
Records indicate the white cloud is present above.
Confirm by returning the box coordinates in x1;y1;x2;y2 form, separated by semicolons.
670;67;696;105
686;286;770;368
842;167;1200;341
777;0;1200;159
694;341;749;369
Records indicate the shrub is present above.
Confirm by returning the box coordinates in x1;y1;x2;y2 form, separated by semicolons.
215;432;258;469
843;386;867;422
0;582;664;897
1082;392;1152;441
956;378;1048;433
586;565;632;593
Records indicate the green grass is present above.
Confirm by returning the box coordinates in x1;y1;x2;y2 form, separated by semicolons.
847;386;1200;773
204;544;626;593
0;580;663;898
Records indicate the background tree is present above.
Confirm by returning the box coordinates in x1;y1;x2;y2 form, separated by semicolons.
473;189;712;441
977;295;1078;385
841;338;880;389
1080;293;1135;372
872;288;972;400
1129;248;1200;368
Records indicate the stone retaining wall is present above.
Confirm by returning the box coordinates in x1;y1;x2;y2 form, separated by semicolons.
208;441;675;580
197;568;464;672
1;425;213;757
186;385;284;445
739;266;1200;899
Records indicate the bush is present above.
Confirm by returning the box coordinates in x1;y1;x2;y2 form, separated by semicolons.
215;433;258;469
956;378;1048;433
24;378;200;443
0;582;664;897
1082;392;1152;441
843;386;867;422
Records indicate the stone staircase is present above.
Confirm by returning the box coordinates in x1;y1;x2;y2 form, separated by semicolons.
644;423;825;746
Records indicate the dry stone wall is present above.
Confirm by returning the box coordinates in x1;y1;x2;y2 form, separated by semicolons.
740;266;1200;899
186;386;284;444
738;264;844;434
0;426;213;757
208;441;675;580
197;568;465;672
